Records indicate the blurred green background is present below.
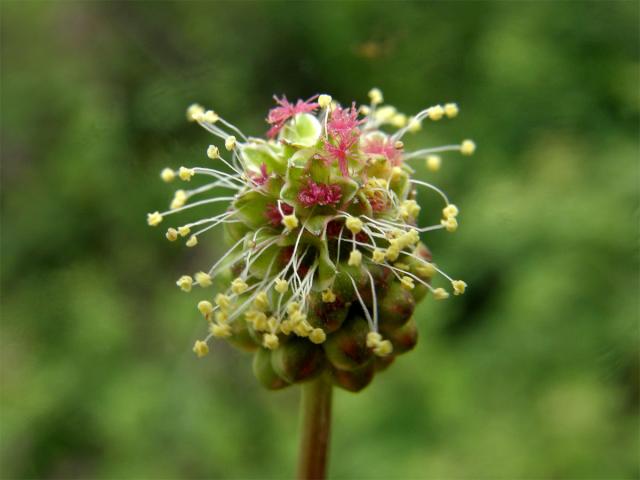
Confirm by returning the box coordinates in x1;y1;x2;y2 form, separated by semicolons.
2;1;639;479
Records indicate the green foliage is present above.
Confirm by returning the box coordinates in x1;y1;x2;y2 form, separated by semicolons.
1;1;638;479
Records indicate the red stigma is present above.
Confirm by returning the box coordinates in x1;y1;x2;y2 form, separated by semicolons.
297;180;342;208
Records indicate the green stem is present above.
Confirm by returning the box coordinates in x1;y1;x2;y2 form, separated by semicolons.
297;374;333;480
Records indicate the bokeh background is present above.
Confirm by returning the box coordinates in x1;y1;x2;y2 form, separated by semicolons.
2;1;639;479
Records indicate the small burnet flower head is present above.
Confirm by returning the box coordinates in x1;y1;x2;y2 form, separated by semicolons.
148;89;474;392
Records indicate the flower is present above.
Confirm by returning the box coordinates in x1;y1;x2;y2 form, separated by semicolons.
267;94;319;138
148;89;473;392
297;180;342;208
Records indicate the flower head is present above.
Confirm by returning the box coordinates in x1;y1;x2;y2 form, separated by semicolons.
148;89;473;392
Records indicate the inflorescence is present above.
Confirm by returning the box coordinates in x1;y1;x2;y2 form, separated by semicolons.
148;89;474;391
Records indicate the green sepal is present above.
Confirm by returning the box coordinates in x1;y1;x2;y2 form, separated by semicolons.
280;113;322;148
240;141;287;176
233;190;273;229
314;241;336;292
271;337;325;383
332;176;359;206
306;214;333;237
252;348;291;390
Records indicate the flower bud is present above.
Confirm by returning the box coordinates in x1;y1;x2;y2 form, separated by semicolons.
378;282;415;328
270;338;325;383
323;316;373;371
252;348;290;390
331;361;375;392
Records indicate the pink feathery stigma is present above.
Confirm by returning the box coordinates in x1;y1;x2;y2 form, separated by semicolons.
327;103;364;138
265;202;294;226
323;135;358;177
297;180;342;207
250;163;270;186
362;136;403;166
266;94;320;138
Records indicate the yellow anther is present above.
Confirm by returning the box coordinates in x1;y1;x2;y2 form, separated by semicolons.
166;228;178;241
407;116;422;133
178;225;190;237
372;249;386;263
443;204;459;219
207;145;220;159
426;155;441;172
186;235;198;247
254;291;269;311
287;302;300;316
147;211;163;226
309;328;327;344
262;333;279;350
279;320;293;335
406;229;419;244
368;87;383;105
275;278;289;294
366;331;382;348
461;140;476;156
178;166;195;181
346;216;363;234
428;105;444;121
416;262;436;278
161;168;175;182
348;250;362;267
254;313;269;331
215;293;231;309
394;140;404;150
215;311;228;324
186;104;205;122
171;190;187;209
373;339;393;357
176;275;193;292
197;300;214;316
282;214;299;230
400;276;415;290
194;271;212;287
374;105;397;122
192;339;209;357
294;320;313;337
452;280;467;296
321;289;336;303
225;136;237;151
385;245;400;262
391;113;407;128
203;110;219;123
441;217;458;232
433;287;450;300
210;323;232;338
231;278;248;295
359;105;371;115
444;103;459;118
318;94;332;108
394;262;410;271
267;316;278;332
